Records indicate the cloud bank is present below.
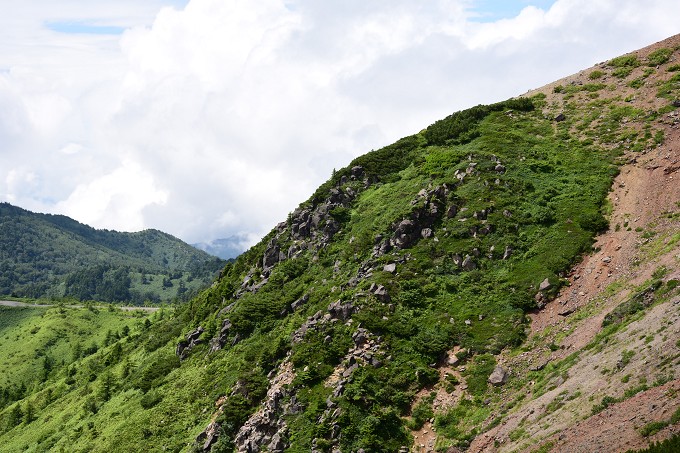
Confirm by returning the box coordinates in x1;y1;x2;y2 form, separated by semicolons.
0;0;677;251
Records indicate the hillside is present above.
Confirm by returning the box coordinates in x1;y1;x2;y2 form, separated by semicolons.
0;35;678;452
0;203;225;303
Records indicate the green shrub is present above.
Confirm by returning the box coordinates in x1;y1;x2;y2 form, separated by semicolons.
610;55;640;68
463;354;496;396
140;390;162;409
647;48;672;66
639;420;669;437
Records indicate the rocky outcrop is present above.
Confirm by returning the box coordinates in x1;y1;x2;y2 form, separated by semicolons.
176;326;204;360
327;300;357;322
288;166;367;246
377;184;451;254
209;319;235;353
197;361;297;453
195;421;221;452
312;328;386;450
262;239;285;271
369;282;391;302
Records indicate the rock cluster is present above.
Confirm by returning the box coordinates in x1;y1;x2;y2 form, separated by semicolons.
312;328;386;451
209;318;238;353
175;326;204;360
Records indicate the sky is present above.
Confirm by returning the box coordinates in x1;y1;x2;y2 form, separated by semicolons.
0;0;678;253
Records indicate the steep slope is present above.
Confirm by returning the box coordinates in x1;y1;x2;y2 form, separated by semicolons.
0;203;225;303
466;34;680;453
0;35;678;453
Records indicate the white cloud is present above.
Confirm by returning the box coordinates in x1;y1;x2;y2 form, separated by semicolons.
55;159;168;231
0;0;677;251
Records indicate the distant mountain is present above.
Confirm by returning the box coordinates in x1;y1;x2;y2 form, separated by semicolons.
0;203;226;303
193;235;250;260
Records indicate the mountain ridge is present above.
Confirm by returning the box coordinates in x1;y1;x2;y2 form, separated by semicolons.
0;202;225;303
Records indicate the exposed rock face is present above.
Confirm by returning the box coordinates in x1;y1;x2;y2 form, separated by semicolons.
197;361;297;453
288;167;366;244
311;328;386;450
384;184;451;253
461;255;476;271
209;319;233;352
195;421;221;452
327;300;357;321
176;326;204;360
262;239;283;270
488;366;509;385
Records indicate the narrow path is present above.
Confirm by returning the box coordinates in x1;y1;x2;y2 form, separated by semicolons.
0;300;160;312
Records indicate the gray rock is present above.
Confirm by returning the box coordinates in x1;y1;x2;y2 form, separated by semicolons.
488;366;509;385
373;285;391;302
554;113;566;122
461;255;476;271
421;228;433;239
539;278;552;291
263;239;281;268
383;263;396;273
351;165;365;178
198;421;221;451
291;294;309;312
558;306;576;316
328;300;356;321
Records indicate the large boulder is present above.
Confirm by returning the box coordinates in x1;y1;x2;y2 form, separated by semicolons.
488;366;509;385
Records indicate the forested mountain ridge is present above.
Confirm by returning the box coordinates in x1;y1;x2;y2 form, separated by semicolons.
0;202;225;303
0;35;679;452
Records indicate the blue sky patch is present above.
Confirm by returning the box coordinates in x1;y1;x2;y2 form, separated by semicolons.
470;0;557;22
46;21;126;35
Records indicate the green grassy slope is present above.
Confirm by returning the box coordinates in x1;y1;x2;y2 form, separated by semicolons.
0;203;225;303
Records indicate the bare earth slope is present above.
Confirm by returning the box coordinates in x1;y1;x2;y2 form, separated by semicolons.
462;34;680;453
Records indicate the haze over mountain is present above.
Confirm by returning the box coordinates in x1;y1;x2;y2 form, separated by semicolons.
192;236;250;260
0;34;678;453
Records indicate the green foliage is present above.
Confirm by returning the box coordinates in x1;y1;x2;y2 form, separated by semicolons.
139;390;162;409
602;280;661;327
463;354;496;396
423;98;534;146
638;421;669;437
408;393;435;430
646;48;672;66
132;350;180;393
626;434;680;453
609;55;641;69
656;73;680;99
589;70;605;79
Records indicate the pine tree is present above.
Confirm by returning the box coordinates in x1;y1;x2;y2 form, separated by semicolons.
23;400;34;424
